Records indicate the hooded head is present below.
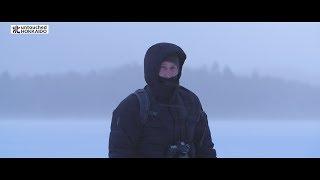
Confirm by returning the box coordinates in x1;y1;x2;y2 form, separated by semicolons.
144;42;186;103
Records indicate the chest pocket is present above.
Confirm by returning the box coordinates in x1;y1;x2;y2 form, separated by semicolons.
139;116;167;155
185;111;200;142
182;97;201;143
141;111;164;138
144;116;162;128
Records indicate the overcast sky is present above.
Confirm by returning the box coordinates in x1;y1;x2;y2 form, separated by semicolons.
1;22;320;86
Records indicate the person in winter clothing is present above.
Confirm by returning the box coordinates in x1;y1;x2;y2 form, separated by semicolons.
108;42;217;158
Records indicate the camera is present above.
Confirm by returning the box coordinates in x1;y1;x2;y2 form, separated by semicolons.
167;141;191;158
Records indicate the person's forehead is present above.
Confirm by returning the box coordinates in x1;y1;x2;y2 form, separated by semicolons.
161;61;178;66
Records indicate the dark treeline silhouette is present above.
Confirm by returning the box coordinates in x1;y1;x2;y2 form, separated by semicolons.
1;62;320;120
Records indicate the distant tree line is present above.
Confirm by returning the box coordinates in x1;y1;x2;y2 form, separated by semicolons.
1;62;319;120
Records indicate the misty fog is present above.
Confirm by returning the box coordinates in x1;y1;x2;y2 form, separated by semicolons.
1;22;320;158
1;63;320;119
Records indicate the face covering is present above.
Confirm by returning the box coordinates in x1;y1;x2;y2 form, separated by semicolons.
150;75;179;104
158;75;179;88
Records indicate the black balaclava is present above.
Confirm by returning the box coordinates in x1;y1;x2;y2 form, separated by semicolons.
144;43;186;104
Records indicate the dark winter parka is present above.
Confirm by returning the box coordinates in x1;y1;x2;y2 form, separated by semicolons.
108;42;217;158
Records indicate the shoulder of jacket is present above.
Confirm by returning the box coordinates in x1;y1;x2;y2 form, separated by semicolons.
114;93;139;113
178;86;201;103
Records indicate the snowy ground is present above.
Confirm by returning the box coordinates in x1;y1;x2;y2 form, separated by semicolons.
0;118;319;158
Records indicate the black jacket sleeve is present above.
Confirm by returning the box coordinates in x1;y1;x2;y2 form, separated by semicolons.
191;95;217;158
194;110;217;158
108;94;142;158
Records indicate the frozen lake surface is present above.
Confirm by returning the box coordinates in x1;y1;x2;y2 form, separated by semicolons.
1;118;319;158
